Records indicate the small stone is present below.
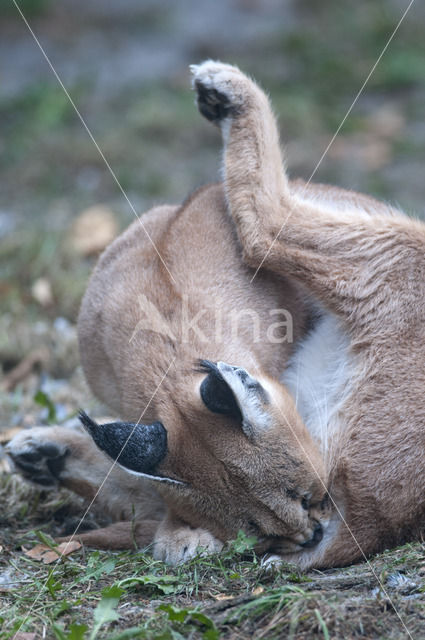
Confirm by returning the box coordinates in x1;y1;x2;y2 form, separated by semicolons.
31;278;53;307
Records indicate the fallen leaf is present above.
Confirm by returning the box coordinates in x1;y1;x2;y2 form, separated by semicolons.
70;205;118;256
23;541;81;564
214;594;235;601
11;634;37;640
252;586;264;596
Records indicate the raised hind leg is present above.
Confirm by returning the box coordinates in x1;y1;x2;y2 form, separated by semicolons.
191;61;425;335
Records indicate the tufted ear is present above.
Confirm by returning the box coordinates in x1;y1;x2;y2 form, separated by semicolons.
198;360;270;438
78;411;181;484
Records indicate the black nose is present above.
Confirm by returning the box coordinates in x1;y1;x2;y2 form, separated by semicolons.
301;522;323;548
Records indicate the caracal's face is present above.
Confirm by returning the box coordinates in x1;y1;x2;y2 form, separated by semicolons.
84;360;330;552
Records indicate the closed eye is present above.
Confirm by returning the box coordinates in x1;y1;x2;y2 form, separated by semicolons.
301;494;311;510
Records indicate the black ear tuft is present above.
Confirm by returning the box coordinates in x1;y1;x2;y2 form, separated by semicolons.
195;359;217;374
198;362;242;421
78;410;167;475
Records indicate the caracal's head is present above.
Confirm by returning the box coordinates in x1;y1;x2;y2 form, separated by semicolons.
81;359;330;559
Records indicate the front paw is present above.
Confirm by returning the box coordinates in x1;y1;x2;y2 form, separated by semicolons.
260;553;285;571
6;428;68;487
153;524;223;565
190;60;248;124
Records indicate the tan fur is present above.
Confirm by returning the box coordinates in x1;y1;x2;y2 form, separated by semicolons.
8;61;425;567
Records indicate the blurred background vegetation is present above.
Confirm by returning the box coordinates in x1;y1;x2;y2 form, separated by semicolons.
0;0;424;421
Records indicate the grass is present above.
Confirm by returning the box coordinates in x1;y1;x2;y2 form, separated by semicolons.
0;479;424;639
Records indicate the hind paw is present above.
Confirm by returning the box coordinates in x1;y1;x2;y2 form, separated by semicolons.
190;60;249;123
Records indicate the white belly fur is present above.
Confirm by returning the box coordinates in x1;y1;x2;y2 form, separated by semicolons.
282;312;352;455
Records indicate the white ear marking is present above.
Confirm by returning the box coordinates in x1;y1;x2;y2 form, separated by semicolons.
216;362;270;436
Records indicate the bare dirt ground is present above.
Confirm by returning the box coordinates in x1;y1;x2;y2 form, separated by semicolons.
0;1;424;638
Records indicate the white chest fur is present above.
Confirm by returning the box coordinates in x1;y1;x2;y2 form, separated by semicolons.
282;312;352;454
